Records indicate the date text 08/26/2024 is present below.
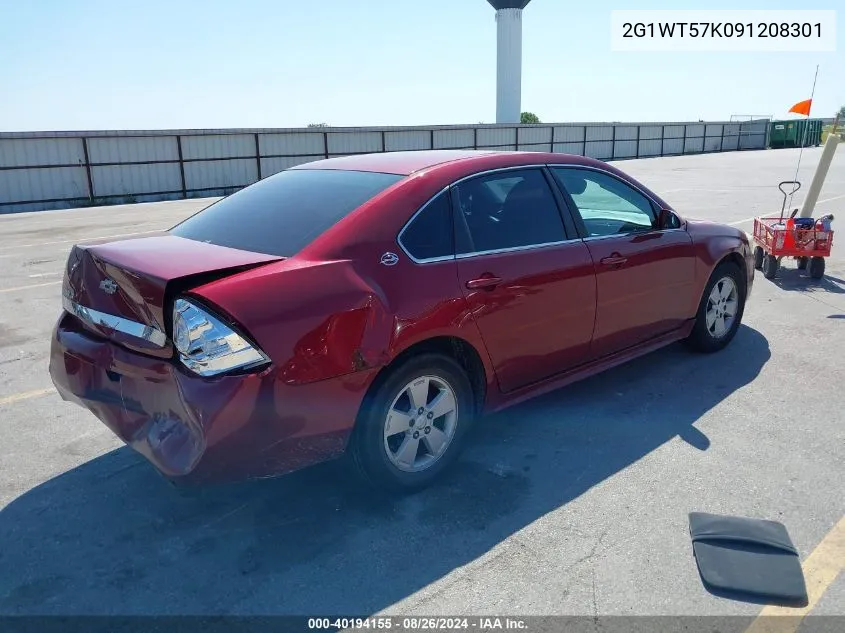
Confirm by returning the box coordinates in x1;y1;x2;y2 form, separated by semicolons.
307;616;527;630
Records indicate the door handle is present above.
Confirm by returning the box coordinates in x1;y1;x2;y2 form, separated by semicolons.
600;255;628;266
466;276;502;290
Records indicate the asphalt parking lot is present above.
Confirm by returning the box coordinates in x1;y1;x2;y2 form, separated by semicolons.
0;147;843;624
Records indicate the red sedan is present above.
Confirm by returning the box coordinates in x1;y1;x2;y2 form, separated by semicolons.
49;150;754;490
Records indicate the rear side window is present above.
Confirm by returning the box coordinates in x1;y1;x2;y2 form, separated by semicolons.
453;168;567;254
171;169;404;257
399;192;454;261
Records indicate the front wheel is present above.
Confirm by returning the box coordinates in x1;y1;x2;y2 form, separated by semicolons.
686;262;746;353
350;354;475;492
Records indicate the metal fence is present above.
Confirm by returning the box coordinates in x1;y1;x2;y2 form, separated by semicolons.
0;120;769;213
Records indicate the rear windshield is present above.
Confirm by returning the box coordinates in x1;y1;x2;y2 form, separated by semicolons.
170;169;404;257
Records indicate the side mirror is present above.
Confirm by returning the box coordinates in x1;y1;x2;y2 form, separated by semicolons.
657;208;682;230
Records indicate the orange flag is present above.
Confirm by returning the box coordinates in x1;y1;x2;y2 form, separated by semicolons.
788;99;812;116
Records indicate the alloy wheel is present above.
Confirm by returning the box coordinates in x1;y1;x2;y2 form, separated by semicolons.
705;276;739;339
383;375;458;473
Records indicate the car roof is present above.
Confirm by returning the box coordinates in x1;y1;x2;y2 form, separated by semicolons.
291;149;615;177
291;150;504;175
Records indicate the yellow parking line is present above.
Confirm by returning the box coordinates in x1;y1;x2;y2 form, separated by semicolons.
0;387;55;406
744;514;845;633
0;281;62;293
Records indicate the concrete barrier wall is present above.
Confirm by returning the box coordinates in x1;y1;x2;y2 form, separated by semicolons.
0;120;769;213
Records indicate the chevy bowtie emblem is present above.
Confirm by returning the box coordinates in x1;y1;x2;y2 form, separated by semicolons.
99;278;118;294
380;252;399;267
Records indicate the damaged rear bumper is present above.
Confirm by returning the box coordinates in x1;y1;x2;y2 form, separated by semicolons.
48;312;376;484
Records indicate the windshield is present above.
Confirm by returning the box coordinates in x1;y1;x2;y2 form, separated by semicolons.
170;169;404;257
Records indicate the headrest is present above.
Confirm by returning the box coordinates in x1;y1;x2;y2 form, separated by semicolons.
560;174;588;195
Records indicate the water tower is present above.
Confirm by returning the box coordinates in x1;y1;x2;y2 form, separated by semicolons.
487;0;532;124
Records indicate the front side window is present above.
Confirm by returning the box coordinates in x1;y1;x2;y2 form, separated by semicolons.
453;168;567;254
399;191;454;261
171;169;404;257
552;168;656;237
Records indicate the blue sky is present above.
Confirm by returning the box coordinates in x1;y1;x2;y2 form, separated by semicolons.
0;0;841;131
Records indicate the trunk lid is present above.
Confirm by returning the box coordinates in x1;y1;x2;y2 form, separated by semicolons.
62;235;282;357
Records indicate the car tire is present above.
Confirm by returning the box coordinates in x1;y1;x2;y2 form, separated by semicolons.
796;256;808;270
350;353;475;492
809;256;826;279
686;261;746;353
753;246;764;270
762;254;778;279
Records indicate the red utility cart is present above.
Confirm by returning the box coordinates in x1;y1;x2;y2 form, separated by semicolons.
752;181;835;280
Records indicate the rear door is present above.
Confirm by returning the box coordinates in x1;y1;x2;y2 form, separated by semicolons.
550;166;696;359
452;167;596;393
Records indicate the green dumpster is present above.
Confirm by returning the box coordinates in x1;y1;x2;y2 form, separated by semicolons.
769;119;823;148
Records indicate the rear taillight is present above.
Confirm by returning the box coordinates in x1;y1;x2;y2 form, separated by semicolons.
172;298;269;377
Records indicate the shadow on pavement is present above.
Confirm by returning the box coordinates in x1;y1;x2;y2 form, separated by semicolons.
0;326;770;615
772;268;845;295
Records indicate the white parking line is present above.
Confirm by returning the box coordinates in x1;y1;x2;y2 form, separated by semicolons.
0;190;838;257
0;199;216;225
726;192;843;227
0;281;62;293
0;251;65;260
661;187;779;194
817;193;845;205
0;229;163;251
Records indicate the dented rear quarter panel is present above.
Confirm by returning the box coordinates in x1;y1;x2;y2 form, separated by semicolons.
191;258;390;385
190;252;492;392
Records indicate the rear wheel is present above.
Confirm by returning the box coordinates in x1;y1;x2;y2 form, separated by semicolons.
753;246;764;270
796;256;809;270
686;262;745;353
809;256;826;279
762;254;778;279
350;353;475;492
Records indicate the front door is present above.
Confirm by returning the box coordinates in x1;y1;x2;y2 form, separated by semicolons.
550;166;696;359
452;167;597;393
